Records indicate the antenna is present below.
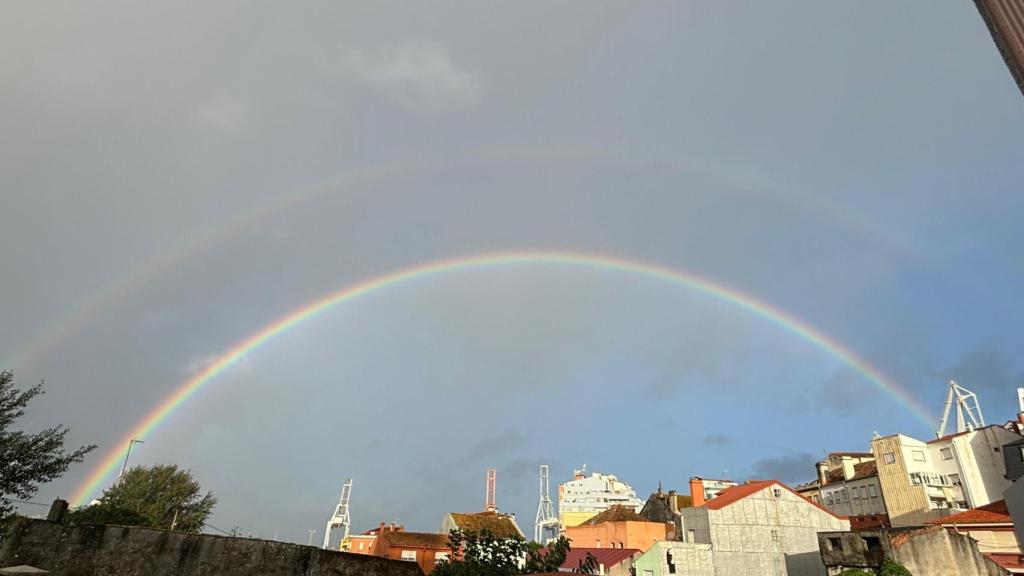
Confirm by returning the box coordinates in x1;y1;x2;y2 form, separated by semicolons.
323;478;352;550
485;468;497;512
936;380;985;438
535;464;559;543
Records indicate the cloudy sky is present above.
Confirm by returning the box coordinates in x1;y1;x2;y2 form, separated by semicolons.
2;1;1023;543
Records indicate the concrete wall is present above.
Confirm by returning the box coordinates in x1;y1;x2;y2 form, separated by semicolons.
818;527;1008;576
0;518;422;576
1003;476;1024;552
633;542;713;576
1001;439;1024;483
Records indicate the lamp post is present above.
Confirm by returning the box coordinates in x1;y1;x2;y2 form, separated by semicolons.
116;439;144;487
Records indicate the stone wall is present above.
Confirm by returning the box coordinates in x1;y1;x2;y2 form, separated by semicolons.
818;526;1008;576
0;518;423;576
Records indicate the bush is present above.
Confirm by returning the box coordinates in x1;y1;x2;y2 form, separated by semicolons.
881;558;912;576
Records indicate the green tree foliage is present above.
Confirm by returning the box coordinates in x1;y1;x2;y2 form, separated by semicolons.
0;370;96;522
65;501;153;528
97;463;216;533
881;558;913;576
839;569;875;576
432;529;596;576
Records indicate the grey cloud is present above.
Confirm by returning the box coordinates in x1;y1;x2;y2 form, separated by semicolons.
460;430;528;464
748;452;817;484
348;44;482;111
703;433;734;447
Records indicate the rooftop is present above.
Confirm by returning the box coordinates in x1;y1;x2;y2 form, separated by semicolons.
927;500;1012;526
583;504;646;525
704;480;846;520
447;511;522;539
561;548;639;571
379;531;450;549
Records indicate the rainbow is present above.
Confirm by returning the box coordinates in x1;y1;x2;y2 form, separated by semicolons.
70;250;933;506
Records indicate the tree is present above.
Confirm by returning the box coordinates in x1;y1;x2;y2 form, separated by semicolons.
839;570;875;576
881;558;912;576
65;501;153;528
96;463;216;533
0;370;96;522
432;529;595;576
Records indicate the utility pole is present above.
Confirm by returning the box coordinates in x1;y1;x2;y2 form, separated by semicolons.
116;439;144;487
308;529;316;546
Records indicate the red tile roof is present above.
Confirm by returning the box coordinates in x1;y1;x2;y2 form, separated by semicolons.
380;531;451;549
583;505;645;525
985;553;1024;571
561;548;639;571
704;480;847;520
927;500;1012;526
850;461;878;480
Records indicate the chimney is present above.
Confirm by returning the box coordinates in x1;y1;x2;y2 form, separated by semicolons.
689;477;705;507
816;461;829;486
47;499;68;523
668;490;679;514
842;459;856;481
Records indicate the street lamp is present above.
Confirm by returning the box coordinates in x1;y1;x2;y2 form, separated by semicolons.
116;439;145;487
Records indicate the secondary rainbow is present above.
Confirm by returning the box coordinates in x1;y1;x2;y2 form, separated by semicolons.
71;251;933;506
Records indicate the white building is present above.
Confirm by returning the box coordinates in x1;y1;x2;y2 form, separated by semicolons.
559;466;643;527
679;480;850;576
928;425;1020;509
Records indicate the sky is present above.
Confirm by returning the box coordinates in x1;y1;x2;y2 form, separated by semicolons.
2;0;1023;544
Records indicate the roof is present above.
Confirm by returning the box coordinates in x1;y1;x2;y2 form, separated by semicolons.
561;548;639;570
447;511;523;539
379;531;451;549
704;480;846;520
985;553;1024;572
927;424;1009;445
927;500;1012;526
850;461;878;481
583;505;645;525
828;452;873;458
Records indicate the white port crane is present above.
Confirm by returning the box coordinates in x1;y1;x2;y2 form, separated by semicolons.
323;478;352;550
535;464;559;543
936;380;985;438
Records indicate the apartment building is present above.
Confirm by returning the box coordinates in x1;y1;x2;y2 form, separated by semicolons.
871;426;1020;527
559;467;644;527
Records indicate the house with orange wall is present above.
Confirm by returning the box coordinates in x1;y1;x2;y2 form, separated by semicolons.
373;530;452;575
564;505;670;552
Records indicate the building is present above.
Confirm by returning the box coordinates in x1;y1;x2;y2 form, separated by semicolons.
559;467;644;528
563;505;669;552
872;426;1020;526
439;510;524;540
347;521;403;555
632;541;713;576
816;461;889;530
372;531;452;575
640;487;692;540
687;478;737;507
818;526;1008;576
680;480;850;576
559;548;641;576
973;0;1024;97
927;500;1022;573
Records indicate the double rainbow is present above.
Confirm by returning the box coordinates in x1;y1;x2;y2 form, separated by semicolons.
71;251;931;506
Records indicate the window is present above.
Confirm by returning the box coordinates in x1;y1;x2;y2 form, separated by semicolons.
667;551;676;574
434;552;449;564
912;450;926;462
940;447;953;460
882;452;896;464
949;473;960;486
358;542;364;551
687;529;695;543
862;536;882;551
842;490;848;502
770;530;779;543
826;494;834;505
596;540;601;548
860;487;868;499
773;488;782;498
828;537;843;551
868;485;877;498
400;550;417;562
852;488;860;500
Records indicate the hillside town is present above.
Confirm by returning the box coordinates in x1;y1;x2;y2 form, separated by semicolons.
324;382;1024;576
